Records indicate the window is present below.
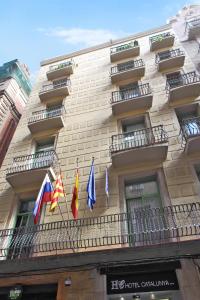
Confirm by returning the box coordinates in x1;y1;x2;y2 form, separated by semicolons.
119;82;140;100
166;71;182;88
15;200;35;228
125;175;169;245
176;104;200;137
8;200;35;259
121;115;151;148
35;137;55;153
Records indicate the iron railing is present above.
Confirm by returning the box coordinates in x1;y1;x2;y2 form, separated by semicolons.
6;150;57;175
155;48;185;64
180;116;200;148
165;71;200;92
110;41;139;54
110;125;168;153
185;17;200;32
40;78;70;93
111;59;144;75
149;32;174;45
111;83;151;104
0;202;199;260
48;60;73;72
28;106;64;124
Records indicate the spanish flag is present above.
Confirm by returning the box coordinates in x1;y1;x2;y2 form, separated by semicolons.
49;174;64;212
71;170;79;219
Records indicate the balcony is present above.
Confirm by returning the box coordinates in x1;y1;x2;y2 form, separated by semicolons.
155;49;185;72
180;117;200;155
28;106;65;134
166;72;200;104
185;18;200;40
0;202;199;260
39;79;70;102
110;41;140;62
111;59;145;83
110;125;168;168
150;32;175;51
47;60;74;80
6;150;57;192
111;83;152;115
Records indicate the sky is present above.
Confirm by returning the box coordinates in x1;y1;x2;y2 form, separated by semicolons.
0;0;197;82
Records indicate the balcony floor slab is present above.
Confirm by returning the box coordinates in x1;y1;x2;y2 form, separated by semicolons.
111;144;168;168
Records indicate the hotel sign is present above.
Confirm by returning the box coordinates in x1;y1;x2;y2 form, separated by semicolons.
107;271;179;294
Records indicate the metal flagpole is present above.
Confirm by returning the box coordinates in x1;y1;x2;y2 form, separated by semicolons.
53;159;75;252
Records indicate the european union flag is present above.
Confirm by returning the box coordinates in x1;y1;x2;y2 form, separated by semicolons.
87;159;96;210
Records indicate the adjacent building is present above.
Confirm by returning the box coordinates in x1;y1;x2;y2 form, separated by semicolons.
0;59;31;167
0;6;200;300
170;4;200;72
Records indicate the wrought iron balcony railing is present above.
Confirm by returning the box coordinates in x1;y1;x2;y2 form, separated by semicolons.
111;59;144;75
185;17;200;31
181;116;200;139
180;116;200;149
149;32;174;45
49;60;73;71
41;79;70;93
28;106;64;124
111;83;151;104
6;150;57;175
165;72;200;92
0;202;199;260
110;125;168;153
110;41;139;54
155;48;185;64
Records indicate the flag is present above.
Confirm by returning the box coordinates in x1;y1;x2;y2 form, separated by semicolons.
87;159;96;210
71;169;79;219
33;174;53;224
105;167;109;200
49;174;65;212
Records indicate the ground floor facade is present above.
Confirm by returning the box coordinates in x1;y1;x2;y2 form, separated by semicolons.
0;241;200;300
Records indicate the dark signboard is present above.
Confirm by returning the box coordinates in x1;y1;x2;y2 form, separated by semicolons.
107;271;179;295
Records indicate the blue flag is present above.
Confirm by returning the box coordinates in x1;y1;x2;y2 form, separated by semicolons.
87;159;96;210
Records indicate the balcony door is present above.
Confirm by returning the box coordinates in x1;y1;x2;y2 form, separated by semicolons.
123;121;148;148
31;140;55;169
176;104;200;138
125;179;166;245
8;200;35;259
166;71;182;88
182;117;199;137
119;82;139;100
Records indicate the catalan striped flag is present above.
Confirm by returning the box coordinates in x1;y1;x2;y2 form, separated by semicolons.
71;169;79;219
49;174;65;212
33;174;54;224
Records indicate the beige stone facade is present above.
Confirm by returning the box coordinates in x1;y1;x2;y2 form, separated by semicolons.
0;13;200;300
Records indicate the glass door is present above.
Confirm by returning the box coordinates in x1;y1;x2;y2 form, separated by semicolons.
120;82;140;100
123;122;147;148
33;141;55;169
8;200;35;259
125;180;166;245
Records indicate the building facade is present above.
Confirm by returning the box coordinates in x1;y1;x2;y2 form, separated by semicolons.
0;8;200;300
0;59;31;167
170;4;200;73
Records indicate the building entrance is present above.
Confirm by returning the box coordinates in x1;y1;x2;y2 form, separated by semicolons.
0;283;57;300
